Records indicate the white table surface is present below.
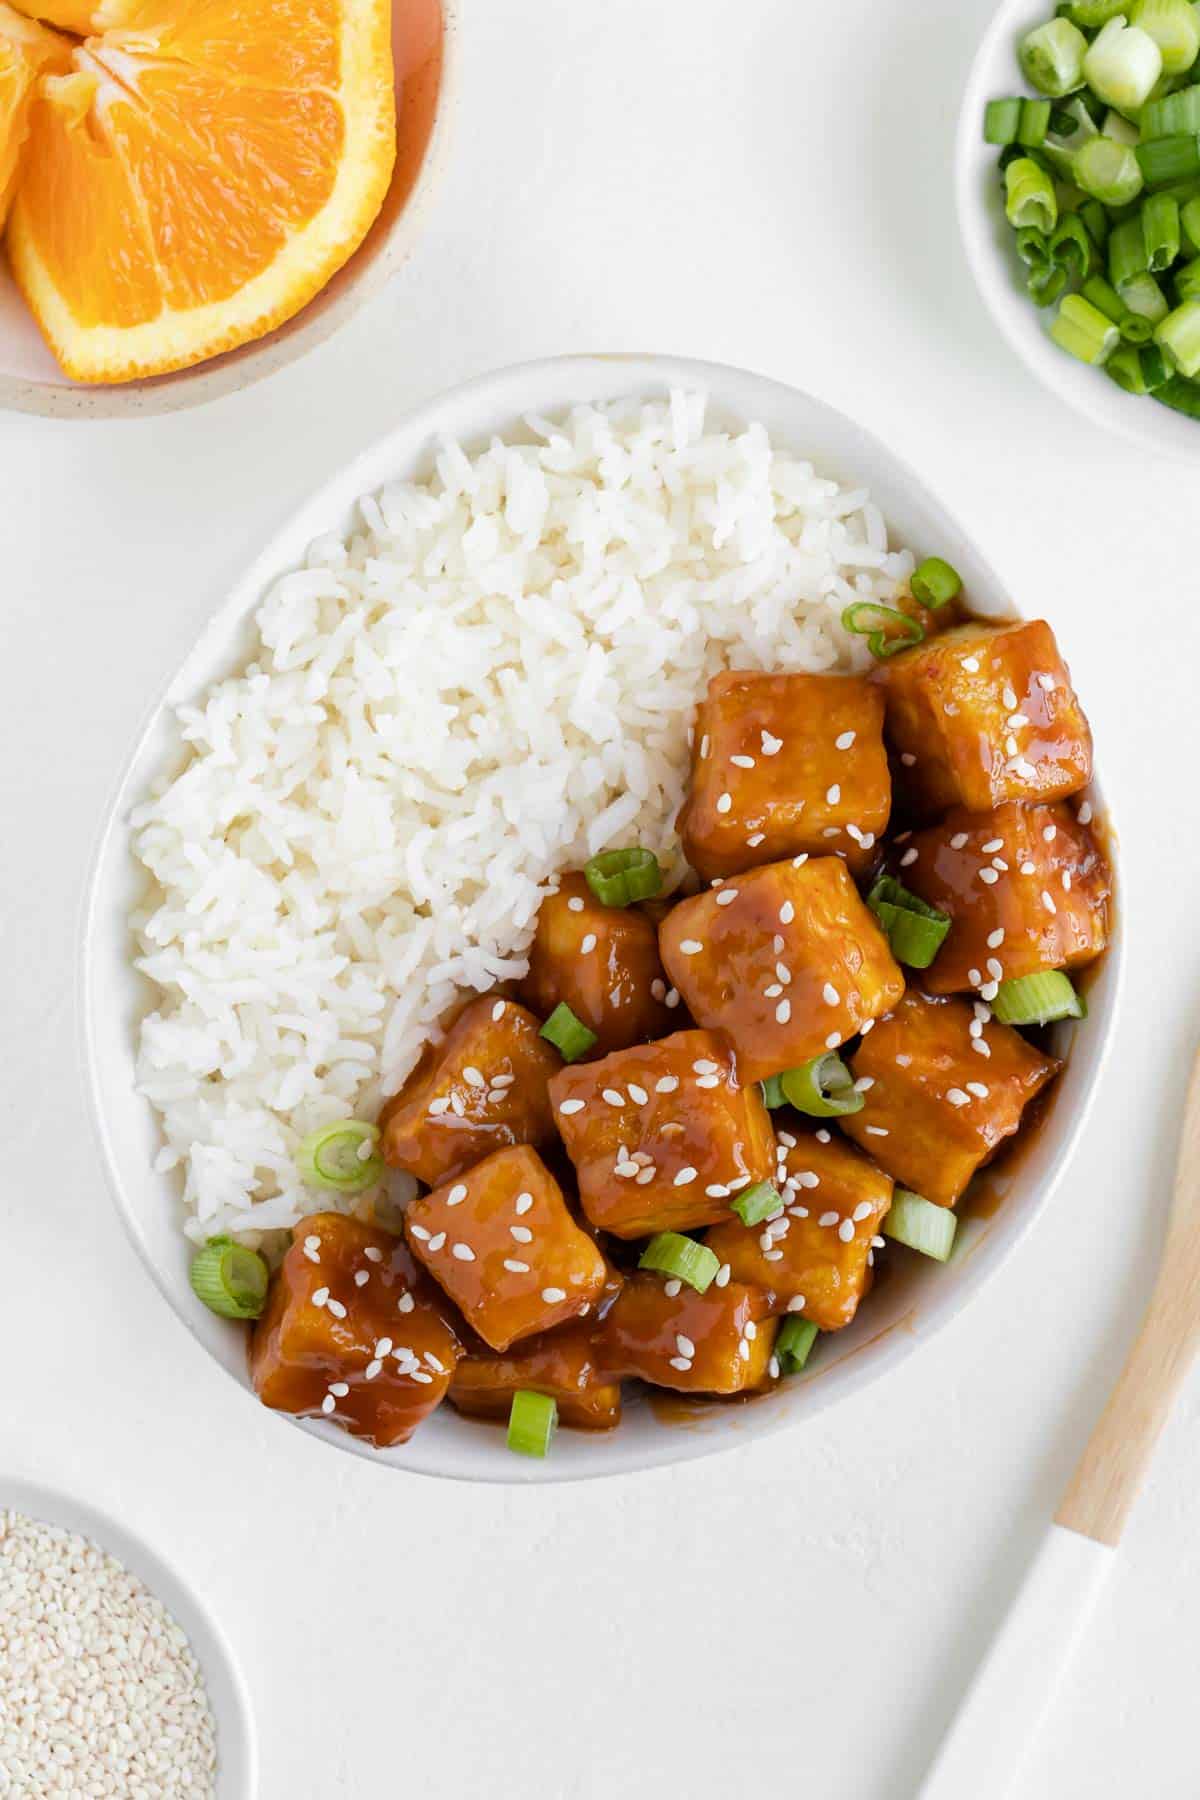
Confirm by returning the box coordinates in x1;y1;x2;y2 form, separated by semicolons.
3;2;1198;1795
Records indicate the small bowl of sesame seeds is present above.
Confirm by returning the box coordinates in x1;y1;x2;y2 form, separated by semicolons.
0;1478;255;1798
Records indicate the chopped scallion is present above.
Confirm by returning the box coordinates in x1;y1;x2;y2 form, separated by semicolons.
1107;340;1172;388
1181;191;1200;246
1121;267;1172;317
867;874;952;969
507;1390;557;1458
1109;213;1152;286
1142;79;1200;136
1080;196;1112;246
540;1002;597;1062
1016;225;1052;268
639;1233;720;1293
1144;190;1183;266
1030;262;1069;306
190;1236;270;1320
1050;292;1121;361
1084;17;1165;111
1130;0;1200;74
1156;293;1200;366
841;601;924;660
985;97;1025;145
1020;97;1055;146
1154;370;1200;410
1074;135;1145;203
910;556;962;608
780;1053;865;1119
295;1120;384;1193
1005;156;1060;233
1176;251;1200;293
1136;132;1200;189
1021;18;1089;96
731;1181;782;1228
883;1192;958;1263
760;1074;787;1109
583;846;662;907
1066;0;1129;24
775;1318;819;1375
992;971;1087;1026
1082;271;1128;322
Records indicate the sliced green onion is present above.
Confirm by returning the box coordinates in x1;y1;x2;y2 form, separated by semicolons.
639;1232;720;1294
1005;156;1060;233
539;1002;597;1062
1176;251;1200;292
775;1318;819;1376
1131;0;1200;73
1021;18;1089;96
1143;190;1183;265
730;1181;782;1229
985;97;1024;145
583;847;662;907
910;556;962;608
1142;79;1200;135
1030;262;1070;306
1074;135;1145;203
1181;191;1200;245
1121;267;1172;317
1156;294;1200;367
295;1120;384;1193
1136;131;1200;187
760;1074;787;1109
1041;96;1100;175
1103;107;1143;146
1020;97;1054;147
507;1390;557;1458
190;1237;269;1320
1016;225;1051;268
1080;196;1112;246
1066;0;1129;24
867;874;951;970
1154;370;1200;410
1050;292;1122;362
780;1053;865;1119
1107;340;1172;388
1082;271;1128;322
1049;212;1098;279
1084;17;1164;110
883;1192;958;1263
1119;308;1157;339
1138;340;1172;382
1109;213;1152;285
992;971;1087;1026
841;601;924;660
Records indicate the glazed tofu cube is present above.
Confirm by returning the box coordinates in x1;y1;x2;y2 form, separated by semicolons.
704;1127;893;1330
597;1272;776;1394
403;1145;609;1351
380;996;559;1186
549;1028;776;1239
519;872;674;1056
449;1322;622;1430
658;857;904;1083
677;670;891;879
250;1213;459;1447
881;620;1093;816
899;800;1112;996
840;990;1060;1206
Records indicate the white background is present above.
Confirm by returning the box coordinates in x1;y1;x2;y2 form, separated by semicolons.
2;1;1198;1795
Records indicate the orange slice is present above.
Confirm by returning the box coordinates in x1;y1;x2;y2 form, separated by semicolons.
7;0;396;382
0;0;68;226
8;0;141;37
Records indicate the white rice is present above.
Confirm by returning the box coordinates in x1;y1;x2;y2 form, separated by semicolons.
130;391;915;1247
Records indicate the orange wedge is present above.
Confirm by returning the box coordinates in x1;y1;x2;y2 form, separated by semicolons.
8;0;141;37
7;0;396;383
0;1;68;226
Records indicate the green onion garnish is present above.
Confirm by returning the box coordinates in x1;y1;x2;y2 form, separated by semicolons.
507;1390;558;1458
1181;193;1200;249
1074;136;1145;205
780;1053;865;1119
1084;17;1165;112
1129;0;1200;75
985;97;1024;145
1176;252;1200;295
1143;80;1200;139
1065;0;1127;28
1016;225;1051;268
295;1120;384;1193
1049;212;1099;279
991;971;1087;1026
1079;196;1112;248
583;846;663;907
1030;262;1069;307
1005;156;1060;234
1107;340;1172;390
760;1074;787;1109
775;1318;819;1375
1050;293;1121;363
1019;97;1054;147
1137;133;1200;190
1082;272;1128;324
1154;371;1200;412
866;874;952;970
910;556;962;608
1156;294;1200;369
730;1181;782;1228
1020;18;1089;97
1121;268;1171;320
841;601;924;660
539;1001;598;1062
883;1191;958;1263
1109;214;1151;288
1144;192;1183;268
189;1236;270;1320
639;1232;720;1293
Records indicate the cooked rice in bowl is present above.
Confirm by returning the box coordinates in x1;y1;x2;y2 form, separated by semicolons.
129;391;916;1249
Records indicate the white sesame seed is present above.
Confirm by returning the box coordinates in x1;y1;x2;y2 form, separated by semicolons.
581;933;598;954
715;888;740;910
822;982;840;1006
699;734;710;759
787;1294;806;1312
982;839;1004;854
761;730;783;755
1020;860;1036;875
452;1243;475;1262
950;832;969;850
900;751;917;766
825;1031;841;1049
1063;870;1072;892
462;1065;485;1089
446;1183;468;1207
1043;825;1058;844
665;988;681;1007
946;1088;970;1107
635;1166;657;1184
665;1278;683;1296
900;847;919;867
411;1371;434;1385
491;1000;506;1022
354;1269;369;1287
777;1000;792;1024
1077;800;1093;825
327;1300;347;1319
838;1219;855;1243
365;1360;382;1380
1042;890;1057;915
321;1394;336;1414
835;730;856;750
510;1225;533;1243
987;928;1005;948
676;1334;696;1358
312;1285;330;1305
961;656;980;673
966;1082;990;1099
541;1287;566;1304
979;868;999;885
504;1258;530;1273
427;1233;445;1253
693;1059;719;1075
398;1292;415;1313
716;793;733;814
744;1321;758;1341
602;1088;625;1107
670;1356;694;1372
987;957;1003;980
559;1098;585;1115
673;1166;698;1187
731;753;756;769
826;784;841;805
515;1192;534;1215
865;1126;889;1137
852;1202;875;1223
818;1211;839;1228
747;832;766;847
1002;685;1018;709
679;939;704;955
568;896;585;912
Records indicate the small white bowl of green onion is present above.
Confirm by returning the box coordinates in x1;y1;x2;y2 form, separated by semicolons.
958;0;1200;454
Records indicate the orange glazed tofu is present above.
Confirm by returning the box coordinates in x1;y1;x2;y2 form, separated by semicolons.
519;872;674;1056
840;990;1060;1207
900;800;1111;996
659;857;904;1084
250;1214;459;1447
705;1126;893;1330
549;1027;776;1239
677;670;891;879
881;620;1092;817
403;1145;609;1351
598;1272;777;1394
449;1322;622;1430
380;996;559;1186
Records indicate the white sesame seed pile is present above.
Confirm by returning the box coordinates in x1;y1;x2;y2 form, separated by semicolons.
0;1511;217;1798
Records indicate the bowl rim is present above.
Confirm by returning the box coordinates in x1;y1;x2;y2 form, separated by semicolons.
0;1473;257;1796
954;0;1200;461
79;350;1126;1484
0;0;461;422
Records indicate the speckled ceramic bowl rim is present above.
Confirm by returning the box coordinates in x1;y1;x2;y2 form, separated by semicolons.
0;0;460;421
80;352;1125;1483
0;1475;256;1795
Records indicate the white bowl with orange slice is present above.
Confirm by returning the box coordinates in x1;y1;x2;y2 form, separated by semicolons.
0;0;457;416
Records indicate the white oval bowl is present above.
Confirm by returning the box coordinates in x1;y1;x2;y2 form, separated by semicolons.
0;1476;255;1795
956;0;1200;459
82;352;1123;1483
0;0;459;420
